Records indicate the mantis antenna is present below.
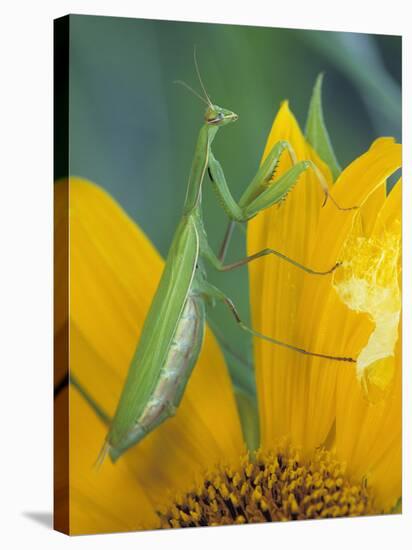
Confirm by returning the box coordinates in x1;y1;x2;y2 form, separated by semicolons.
175;48;220;111
173;80;210;105
194;46;213;107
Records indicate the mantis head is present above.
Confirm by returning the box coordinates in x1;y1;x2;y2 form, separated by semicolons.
205;105;238;126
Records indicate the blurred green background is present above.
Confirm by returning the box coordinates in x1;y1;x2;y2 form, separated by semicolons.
60;15;401;419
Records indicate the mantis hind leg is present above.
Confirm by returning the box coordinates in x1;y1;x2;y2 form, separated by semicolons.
199;280;355;364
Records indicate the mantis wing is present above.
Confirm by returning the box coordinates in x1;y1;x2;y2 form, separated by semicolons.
107;216;199;454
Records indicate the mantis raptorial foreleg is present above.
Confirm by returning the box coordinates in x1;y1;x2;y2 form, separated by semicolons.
203;141;348;274
199;280;355;363
207;142;312;223
210;140;356;266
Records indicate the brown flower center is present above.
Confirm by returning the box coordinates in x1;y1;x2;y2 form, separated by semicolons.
157;447;377;528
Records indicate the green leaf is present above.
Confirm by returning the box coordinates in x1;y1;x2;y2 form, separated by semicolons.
234;387;260;453
299;32;401;141
305;73;341;181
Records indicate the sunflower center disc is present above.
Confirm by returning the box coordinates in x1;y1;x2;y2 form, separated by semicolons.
157;447;376;528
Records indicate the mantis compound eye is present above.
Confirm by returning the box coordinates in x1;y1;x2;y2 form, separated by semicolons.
207;112;224;124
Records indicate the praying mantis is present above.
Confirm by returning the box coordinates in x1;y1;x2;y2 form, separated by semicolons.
99;62;356;464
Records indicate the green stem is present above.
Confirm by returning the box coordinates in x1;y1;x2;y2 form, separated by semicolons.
70;373;111;426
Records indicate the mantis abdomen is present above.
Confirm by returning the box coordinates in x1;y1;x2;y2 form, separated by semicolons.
138;293;205;431
107;282;206;462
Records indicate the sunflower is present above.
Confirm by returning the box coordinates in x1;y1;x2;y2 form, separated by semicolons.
54;102;401;535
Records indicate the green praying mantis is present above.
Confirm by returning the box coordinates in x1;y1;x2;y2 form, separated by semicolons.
98;61;356;465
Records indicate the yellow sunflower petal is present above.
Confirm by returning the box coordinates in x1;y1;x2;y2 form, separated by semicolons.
54;181;68;335
54;182;69;386
289;137;401;446
68;387;156;534
57;177;244;534
248;105;401;456
248;102;336;452
334;180;402;510
333;179;401;399
69;176;164;401
312;137;401;271
335;334;401;511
